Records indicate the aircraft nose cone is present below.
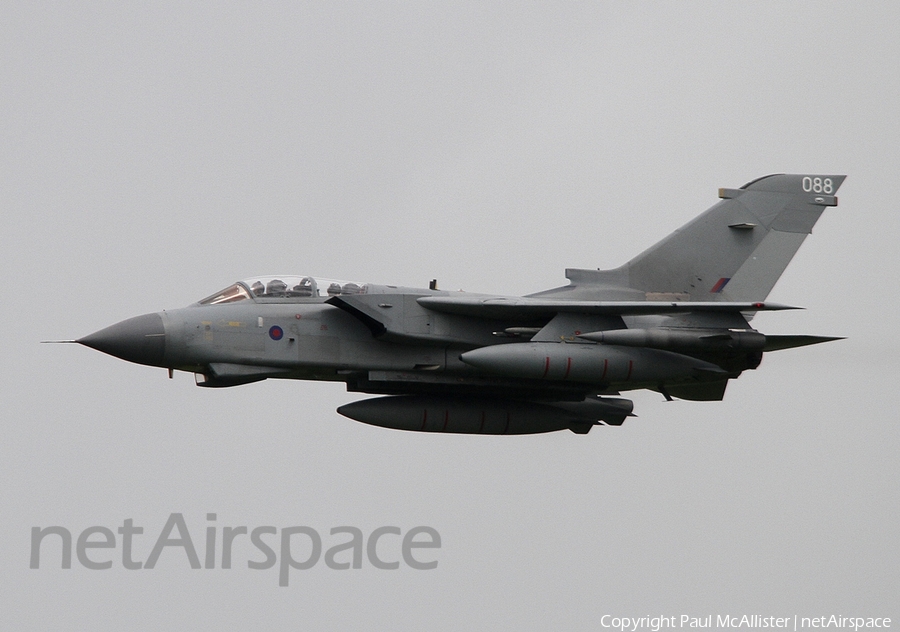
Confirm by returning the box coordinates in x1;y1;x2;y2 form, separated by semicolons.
78;312;166;367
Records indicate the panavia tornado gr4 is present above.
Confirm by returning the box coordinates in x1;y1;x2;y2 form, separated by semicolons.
72;174;845;434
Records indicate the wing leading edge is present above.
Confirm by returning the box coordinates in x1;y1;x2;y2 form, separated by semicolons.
416;295;800;319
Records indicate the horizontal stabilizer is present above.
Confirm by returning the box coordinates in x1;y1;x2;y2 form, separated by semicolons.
762;335;845;352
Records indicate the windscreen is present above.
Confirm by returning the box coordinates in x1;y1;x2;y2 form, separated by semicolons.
197;283;251;305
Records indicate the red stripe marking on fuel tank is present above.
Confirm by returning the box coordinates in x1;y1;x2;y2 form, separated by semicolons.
541;356;550;378
420;409;428;431
563;357;572;379
442;410;449;432
600;358;608;381
626;360;634;381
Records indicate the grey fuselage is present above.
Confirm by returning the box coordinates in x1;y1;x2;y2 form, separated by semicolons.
75;174;847;434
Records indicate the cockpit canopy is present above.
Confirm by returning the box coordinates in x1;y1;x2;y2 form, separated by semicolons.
198;275;368;305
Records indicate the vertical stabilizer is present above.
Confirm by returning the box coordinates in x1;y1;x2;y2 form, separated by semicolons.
627;174;845;301
557;174;845;302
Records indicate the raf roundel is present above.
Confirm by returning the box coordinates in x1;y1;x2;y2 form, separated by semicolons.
269;325;284;341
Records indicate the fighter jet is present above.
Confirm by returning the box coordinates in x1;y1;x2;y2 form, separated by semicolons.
70;174;845;434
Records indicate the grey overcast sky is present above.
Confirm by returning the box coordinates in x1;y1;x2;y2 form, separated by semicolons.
3;2;898;629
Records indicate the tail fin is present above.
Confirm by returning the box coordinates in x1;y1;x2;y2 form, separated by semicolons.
566;174;846;302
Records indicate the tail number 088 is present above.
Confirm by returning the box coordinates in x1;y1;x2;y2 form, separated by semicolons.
802;177;833;193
